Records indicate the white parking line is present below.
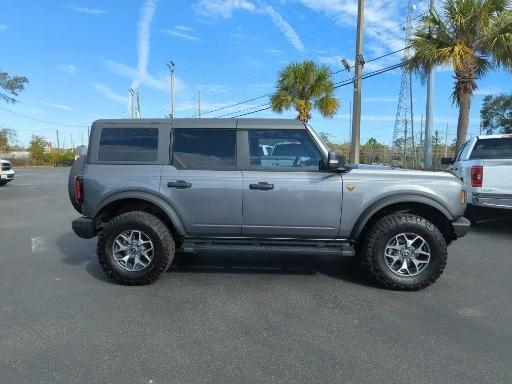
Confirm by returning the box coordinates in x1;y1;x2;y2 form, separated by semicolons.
31;237;47;252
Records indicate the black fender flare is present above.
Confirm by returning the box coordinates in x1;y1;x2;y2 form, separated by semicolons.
94;190;187;236
351;193;454;240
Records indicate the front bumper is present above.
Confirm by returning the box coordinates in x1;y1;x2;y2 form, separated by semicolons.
72;217;97;239
452;217;471;238
0;171;15;180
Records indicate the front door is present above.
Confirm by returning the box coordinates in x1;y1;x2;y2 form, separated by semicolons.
160;127;242;236
241;129;343;238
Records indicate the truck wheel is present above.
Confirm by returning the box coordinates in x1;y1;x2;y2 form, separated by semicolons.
97;211;175;285
0;180;8;186
362;213;447;291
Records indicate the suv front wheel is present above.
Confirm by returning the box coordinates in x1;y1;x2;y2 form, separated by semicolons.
97;211;175;285
362;213;447;290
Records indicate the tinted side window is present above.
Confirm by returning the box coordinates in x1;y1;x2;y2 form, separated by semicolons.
172;129;236;170
469;138;512;159
98;128;158;162
248;130;322;170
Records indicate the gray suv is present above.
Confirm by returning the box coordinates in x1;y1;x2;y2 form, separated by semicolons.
69;118;469;290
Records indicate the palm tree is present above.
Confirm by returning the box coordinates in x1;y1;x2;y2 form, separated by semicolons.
407;0;512;151
270;60;339;122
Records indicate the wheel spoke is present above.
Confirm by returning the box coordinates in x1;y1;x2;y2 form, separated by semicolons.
397;260;409;275
112;230;154;272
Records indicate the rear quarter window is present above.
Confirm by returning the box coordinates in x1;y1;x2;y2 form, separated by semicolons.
469;138;512;160
98;128;159;162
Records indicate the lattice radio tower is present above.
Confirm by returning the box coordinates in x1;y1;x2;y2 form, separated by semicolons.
392;0;416;167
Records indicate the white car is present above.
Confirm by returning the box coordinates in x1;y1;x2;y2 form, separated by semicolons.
443;134;512;210
0;159;15;186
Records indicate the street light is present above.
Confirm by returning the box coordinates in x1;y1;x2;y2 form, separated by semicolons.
167;61;175;119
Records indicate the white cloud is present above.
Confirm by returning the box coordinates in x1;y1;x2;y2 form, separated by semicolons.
364;97;397;103
161;29;199;41
94;83;128;105
175;25;194;32
0;24;7;31
57;64;78;75
132;0;157;91
104;60;187;93
261;5;304;51
474;86;503;96
66;4;107;15
266;48;282;55
194;0;304;51
46;103;74;112
194;0;256;18
298;0;406;53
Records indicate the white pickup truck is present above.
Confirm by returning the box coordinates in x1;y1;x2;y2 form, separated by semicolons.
442;134;512;210
0;159;15;186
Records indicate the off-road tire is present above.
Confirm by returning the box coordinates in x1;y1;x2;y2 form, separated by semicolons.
361;213;447;291
97;211;175;285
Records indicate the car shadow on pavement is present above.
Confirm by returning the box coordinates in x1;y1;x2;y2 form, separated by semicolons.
469;214;512;236
171;251;377;288
57;231;115;284
56;231;376;287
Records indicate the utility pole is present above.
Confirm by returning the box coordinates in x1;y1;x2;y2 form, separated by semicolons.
424;0;435;169
444;122;449;157
433;129;439;167
56;129;60;149
129;88;135;118
350;0;365;164
196;90;201;117
136;91;141;118
167;61;175;118
87;126;90;141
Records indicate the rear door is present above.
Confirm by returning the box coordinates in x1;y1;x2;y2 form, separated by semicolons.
160;124;243;236
240;128;343;238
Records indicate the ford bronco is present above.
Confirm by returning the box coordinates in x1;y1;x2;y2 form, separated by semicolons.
69;118;470;290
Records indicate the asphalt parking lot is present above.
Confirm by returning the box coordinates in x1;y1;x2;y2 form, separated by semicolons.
1;167;511;384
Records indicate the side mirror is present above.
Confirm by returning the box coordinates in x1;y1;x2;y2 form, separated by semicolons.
323;151;345;170
441;157;453;165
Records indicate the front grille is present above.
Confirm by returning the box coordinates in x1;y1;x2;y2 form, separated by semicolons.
1;164;11;171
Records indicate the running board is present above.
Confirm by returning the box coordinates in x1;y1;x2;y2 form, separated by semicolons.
177;239;355;257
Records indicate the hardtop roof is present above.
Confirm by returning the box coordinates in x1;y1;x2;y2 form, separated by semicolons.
91;118;306;130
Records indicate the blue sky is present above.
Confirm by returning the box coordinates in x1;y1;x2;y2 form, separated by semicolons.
1;0;510;148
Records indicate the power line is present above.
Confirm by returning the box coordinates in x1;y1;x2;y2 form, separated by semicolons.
233;106;272;118
215;103;270;118
220;62;405;118
0;107;89;128
197;47;410;118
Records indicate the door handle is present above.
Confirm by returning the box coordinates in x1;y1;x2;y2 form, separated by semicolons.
167;180;192;189
249;182;274;190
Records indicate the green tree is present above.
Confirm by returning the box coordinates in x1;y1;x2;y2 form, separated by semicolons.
0;128;17;152
270;60;340;122
28;135;50;165
407;0;512;151
480;93;512;134
0;70;29;103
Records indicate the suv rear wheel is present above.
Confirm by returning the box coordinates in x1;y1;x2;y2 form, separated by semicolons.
97;211;175;285
362;213;447;290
